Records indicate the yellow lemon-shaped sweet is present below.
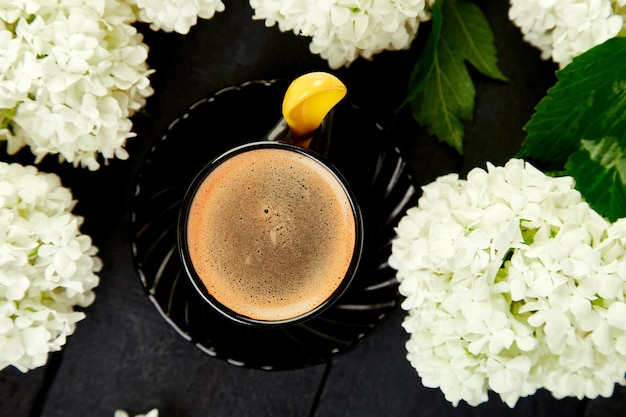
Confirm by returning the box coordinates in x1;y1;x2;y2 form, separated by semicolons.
282;72;347;140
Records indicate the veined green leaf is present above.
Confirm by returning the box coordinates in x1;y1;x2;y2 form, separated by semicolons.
518;37;626;168
442;0;508;82
401;3;443;107
518;37;626;220
407;0;507;154
565;137;626;222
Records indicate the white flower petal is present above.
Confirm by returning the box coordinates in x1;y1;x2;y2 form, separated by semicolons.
4;2;154;169
390;158;626;406
508;0;624;67
0;162;100;372
607;303;626;330
250;0;432;68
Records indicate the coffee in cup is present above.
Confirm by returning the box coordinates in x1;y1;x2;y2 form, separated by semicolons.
178;141;363;326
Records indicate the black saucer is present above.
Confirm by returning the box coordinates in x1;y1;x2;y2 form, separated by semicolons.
129;79;416;370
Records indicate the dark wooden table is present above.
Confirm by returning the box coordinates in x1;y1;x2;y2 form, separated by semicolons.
2;2;625;416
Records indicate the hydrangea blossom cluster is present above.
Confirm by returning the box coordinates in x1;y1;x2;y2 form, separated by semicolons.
508;0;626;67
130;0;225;34
0;162;101;372
389;159;626;407
249;0;434;69
0;0;154;170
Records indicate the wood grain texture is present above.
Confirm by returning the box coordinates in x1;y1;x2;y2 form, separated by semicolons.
1;2;624;417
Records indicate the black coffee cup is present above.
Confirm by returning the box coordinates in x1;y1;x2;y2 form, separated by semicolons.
178;138;363;327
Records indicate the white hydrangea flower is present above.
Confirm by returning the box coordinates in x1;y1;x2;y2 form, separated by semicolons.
249;0;434;69
508;0;626;67
130;0;225;34
0;161;101;372
114;409;159;417
390;158;626;407
0;0;154;170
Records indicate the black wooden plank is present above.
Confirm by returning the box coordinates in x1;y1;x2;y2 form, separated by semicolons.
1;2;625;417
315;307;587;417
0;365;47;417
584;385;626;417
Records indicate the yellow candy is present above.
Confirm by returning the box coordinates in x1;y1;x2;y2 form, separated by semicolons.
282;72;347;140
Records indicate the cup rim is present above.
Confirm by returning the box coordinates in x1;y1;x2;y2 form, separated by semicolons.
177;140;364;327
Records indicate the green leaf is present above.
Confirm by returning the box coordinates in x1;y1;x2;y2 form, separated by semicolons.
518;37;626;220
565;137;626;222
518;37;626;168
442;0;508;82
407;0;507;154
400;3;443;108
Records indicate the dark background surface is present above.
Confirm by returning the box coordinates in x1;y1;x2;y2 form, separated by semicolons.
2;1;625;416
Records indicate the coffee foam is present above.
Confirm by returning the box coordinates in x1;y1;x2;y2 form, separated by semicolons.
186;147;357;322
